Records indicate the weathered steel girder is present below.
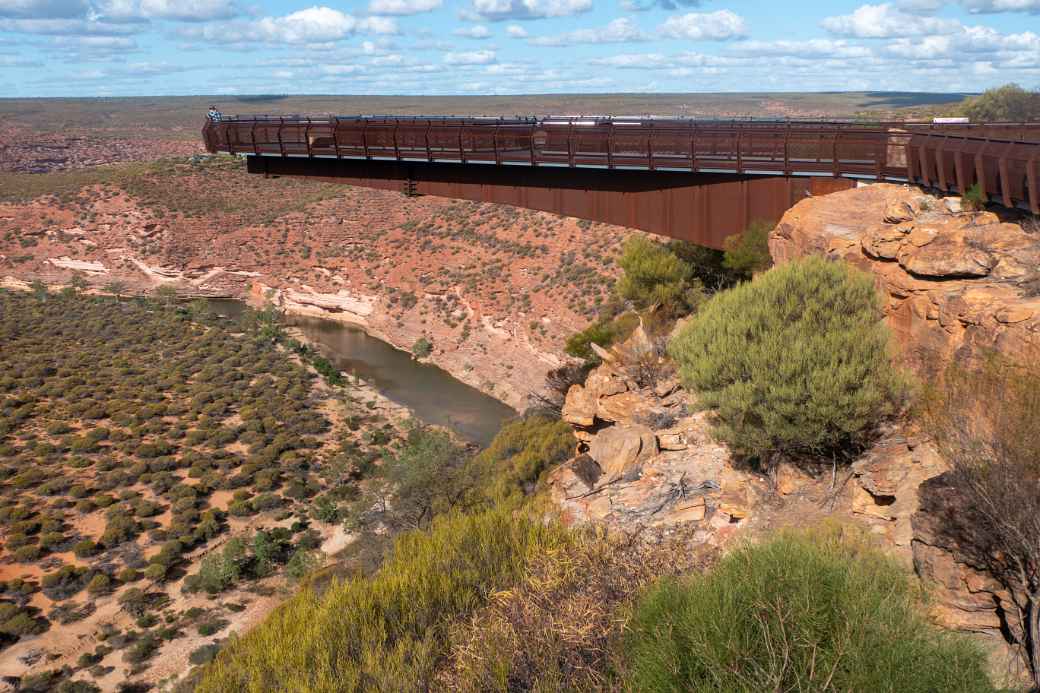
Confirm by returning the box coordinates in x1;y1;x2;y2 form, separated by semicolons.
248;155;854;248
204;115;1040;248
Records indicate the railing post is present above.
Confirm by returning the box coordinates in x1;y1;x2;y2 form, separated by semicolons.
998;142;1013;208
647;122;654;171
425;119;433;162
304;118;313;157
735;128;743;174
567;121;575;167
973;139;988;201
874;134;882;181
361;119;370;160
277;117;285;157
393;119;401;160
832;132;839;177
458;123;466;163
935;136;950;190
530;122;537;167
783;123;790;176
689;121;696;172
1026;153;1039;215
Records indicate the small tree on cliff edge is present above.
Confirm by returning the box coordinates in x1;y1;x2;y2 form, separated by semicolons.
668;256;903;466
921;354;1040;688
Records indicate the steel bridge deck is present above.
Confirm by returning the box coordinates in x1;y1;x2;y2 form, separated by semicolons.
203;115;1040;248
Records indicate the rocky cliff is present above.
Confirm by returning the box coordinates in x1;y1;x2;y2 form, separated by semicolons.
550;184;1040;680
770;183;1040;376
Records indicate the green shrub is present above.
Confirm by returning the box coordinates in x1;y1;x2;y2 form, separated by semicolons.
722;219;774;279
962;182;986;211
668;257;902;461
197;507;571;692
187;537;246;595
623;528;995;693
378;427;467;530
959;83;1040;122
615;236;702;316
463;415;574;506
411;337;433;359
564;313;638;362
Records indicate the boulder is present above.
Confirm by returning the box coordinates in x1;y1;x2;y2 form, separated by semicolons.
587;424;657;481
562;384;597;427
596;391;652;424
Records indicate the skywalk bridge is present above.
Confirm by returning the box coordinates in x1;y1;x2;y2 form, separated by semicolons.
203;115;1040;249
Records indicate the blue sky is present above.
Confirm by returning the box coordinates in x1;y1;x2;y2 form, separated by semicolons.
1;0;1038;96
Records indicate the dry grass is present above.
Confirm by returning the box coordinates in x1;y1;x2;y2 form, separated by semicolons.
437;526;717;692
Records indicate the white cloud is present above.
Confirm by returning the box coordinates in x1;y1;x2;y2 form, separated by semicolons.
885;25;1040;63
505;23;525;36
359;15;398;33
368;0;441;14
529;17;646;45
138;0;237;21
253;7;358;42
588;52;669;68
470;0;591;21
454;23;491;38
179;6;397;44
444;48;496;64
658;10;746;40
895;0;944;10
960;0;1040;11
320;63;364;75
0;15;137;33
730;38;872;58
0;0;86;18
622;0;703;9
54;33;134;47
821;3;960;37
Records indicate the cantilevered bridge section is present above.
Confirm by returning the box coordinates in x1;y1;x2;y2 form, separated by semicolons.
203;116;1040;249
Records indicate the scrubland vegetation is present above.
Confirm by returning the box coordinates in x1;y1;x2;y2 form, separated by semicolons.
0;288;415;689
2;214;1021;691
190;231;996;691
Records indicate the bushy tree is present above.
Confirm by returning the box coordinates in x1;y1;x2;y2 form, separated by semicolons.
722;219;774;279
668;256;902;462
615;236;703;317
623;528;994;692
380;427;466;529
960;83;1040;122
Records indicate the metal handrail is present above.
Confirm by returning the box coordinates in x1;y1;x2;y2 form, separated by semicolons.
201;114;1040;212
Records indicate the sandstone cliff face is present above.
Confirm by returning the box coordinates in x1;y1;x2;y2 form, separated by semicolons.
770;183;1040;676
552;185;1039;678
770;183;1040;376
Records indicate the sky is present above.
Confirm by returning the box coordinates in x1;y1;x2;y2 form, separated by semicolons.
0;0;1038;97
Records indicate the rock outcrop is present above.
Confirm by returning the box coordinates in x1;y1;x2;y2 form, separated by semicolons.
770;183;1040;376
770;183;1040;678
549;320;941;559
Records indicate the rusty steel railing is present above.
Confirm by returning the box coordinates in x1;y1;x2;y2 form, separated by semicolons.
202;115;1040;213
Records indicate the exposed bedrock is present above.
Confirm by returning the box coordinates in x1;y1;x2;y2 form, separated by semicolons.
550;184;1040;678
770;183;1040;376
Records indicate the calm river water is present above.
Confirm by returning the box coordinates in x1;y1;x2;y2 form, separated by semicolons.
206;299;517;447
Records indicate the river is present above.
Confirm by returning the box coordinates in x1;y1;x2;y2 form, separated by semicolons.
206;299;517;447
